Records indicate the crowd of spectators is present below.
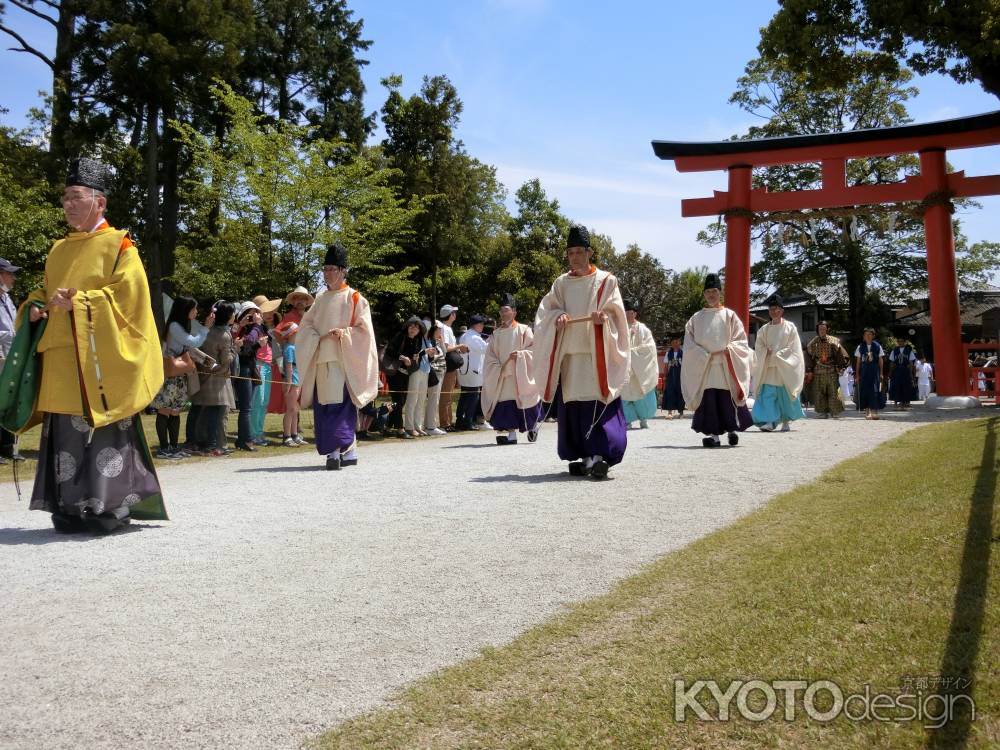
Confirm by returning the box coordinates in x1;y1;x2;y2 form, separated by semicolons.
150;295;494;458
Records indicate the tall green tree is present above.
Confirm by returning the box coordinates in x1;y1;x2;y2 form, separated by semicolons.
759;0;1000;98
243;0;373;143
380;74;509;317
71;0;254;323
0;0;80;177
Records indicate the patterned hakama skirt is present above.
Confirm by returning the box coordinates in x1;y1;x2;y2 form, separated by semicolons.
30;413;167;520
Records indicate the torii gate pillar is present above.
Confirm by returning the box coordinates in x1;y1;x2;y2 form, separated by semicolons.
725;165;752;331
920;149;965;396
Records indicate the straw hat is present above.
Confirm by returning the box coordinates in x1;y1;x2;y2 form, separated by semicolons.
285;286;314;305
252;294;282;314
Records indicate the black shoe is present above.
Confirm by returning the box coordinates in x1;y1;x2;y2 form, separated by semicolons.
527;430;538;443
340;457;358;467
326;455;341;470
702;437;719;448
727;431;739;446
568;461;590;476
84;509;130;534
236;443;257;452
496;435;517;445
51;512;86;534
590;459;609;479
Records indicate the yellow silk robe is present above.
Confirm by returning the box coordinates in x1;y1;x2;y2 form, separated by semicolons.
17;223;163;431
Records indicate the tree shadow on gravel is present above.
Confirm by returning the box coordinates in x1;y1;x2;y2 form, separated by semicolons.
0;523;157;545
645;445;733;450
439;443;499;449
470;473;608;483
235;465;328;473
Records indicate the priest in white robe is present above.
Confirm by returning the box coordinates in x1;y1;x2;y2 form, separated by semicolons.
481;292;541;445
533;225;630;479
750;293;805;432
621;299;659;429
296;243;379;470
681;273;753;447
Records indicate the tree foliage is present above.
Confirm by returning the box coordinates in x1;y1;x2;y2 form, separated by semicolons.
173;83;420;323
0;123;65;292
759;0;1000;98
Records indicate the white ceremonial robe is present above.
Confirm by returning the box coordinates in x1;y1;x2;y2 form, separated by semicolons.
481;322;540;419
621;321;659;402
750;318;805;399
533;267;630;404
681;306;753;411
296;285;379;408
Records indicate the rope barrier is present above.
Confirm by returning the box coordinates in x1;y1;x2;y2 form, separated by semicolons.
171;369;514;398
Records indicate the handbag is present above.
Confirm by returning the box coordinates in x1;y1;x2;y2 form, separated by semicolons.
163;350;196;377
428;369;439;388
380;348;400;376
445;350;464;372
0;304;48;433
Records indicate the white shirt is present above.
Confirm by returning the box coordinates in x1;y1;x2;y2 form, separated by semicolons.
917;362;933;384
457;329;488;387
437;320;457;349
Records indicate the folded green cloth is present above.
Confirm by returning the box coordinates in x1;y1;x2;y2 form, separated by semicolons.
0;304;47;434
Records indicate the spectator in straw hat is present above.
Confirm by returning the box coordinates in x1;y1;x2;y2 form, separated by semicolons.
284;286;314;327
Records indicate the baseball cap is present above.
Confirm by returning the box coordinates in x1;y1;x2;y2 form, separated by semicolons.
439;304;458;319
0;258;21;273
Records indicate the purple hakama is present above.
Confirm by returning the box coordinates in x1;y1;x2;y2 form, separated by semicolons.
691;387;753;436
555;389;627;466
313;385;358;455
490;400;542;432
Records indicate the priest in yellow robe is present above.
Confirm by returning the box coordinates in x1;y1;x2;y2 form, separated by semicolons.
18;157;166;533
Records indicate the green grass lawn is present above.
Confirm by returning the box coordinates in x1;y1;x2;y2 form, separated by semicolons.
312;417;999;749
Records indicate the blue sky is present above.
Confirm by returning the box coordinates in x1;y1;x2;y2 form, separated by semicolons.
3;0;999;274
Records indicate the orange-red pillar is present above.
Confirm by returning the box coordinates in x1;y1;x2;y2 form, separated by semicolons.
920;149;964;396
725;165;752;331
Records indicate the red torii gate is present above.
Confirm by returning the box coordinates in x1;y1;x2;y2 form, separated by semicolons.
652;111;1000;398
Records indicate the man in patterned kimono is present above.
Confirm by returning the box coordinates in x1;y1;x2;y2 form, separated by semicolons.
805;320;850;419
481;292;541;445
19;157;166;533
680;273;753;447
296;242;379;470
533;225;630;479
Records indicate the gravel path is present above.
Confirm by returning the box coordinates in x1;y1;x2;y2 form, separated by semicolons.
0;407;975;749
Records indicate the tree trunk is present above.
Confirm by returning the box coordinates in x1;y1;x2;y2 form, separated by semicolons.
48;1;76;177
843;237;866;336
144;99;164;330
160;98;179;299
207;114;226;237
